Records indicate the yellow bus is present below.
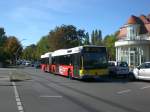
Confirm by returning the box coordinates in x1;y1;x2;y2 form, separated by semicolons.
50;45;109;80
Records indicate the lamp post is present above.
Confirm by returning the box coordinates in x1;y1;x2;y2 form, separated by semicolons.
15;39;26;66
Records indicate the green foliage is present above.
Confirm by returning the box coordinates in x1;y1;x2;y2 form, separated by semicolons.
48;25;86;51
21;25;118;62
22;25;91;60
103;34;117;60
22;44;37;60
0;27;7;46
0;28;7;62
0;28;22;65
91;29;102;45
36;35;50;58
0;27;23;64
4;36;22;64
25;24;90;60
83;32;90;45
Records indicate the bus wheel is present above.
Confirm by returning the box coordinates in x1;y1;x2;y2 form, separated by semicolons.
52;67;56;75
68;70;73;80
44;67;46;72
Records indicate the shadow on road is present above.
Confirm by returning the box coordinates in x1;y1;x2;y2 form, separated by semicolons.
81;77;135;83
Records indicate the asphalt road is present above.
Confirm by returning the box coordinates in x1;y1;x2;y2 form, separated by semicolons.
0;67;150;112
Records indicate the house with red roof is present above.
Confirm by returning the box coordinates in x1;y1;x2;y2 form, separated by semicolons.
115;14;150;66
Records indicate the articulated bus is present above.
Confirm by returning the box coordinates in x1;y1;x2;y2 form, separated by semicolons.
41;45;108;79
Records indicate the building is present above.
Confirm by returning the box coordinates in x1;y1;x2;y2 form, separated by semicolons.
115;14;150;67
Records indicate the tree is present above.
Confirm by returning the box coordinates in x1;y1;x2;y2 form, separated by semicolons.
77;29;86;45
91;30;94;44
0;27;23;65
83;32;90;45
27;24;90;60
103;34;116;60
22;44;37;61
36;35;50;58
4;36;22;64
0;27;7;46
48;25;85;51
0;28;7;63
91;29;102;45
98;30;102;41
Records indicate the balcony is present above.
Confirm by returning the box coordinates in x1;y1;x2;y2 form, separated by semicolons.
116;34;150;47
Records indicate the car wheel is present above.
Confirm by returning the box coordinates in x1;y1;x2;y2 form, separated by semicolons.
129;72;136;81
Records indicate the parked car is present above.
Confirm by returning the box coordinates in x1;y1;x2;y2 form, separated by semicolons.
108;61;129;77
133;62;150;80
25;61;31;66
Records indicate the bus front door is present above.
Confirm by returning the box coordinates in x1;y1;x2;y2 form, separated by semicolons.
73;65;79;78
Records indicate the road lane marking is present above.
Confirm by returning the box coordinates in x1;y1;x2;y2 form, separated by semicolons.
0;77;9;80
40;95;63;98
117;89;131;95
18;106;23;111
17;102;21;106
16;98;20;102
0;68;16;71
12;82;24;112
140;85;150;90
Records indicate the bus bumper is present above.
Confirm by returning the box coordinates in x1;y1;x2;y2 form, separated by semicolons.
78;69;109;81
80;74;109;81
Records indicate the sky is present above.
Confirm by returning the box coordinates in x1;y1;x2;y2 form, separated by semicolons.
0;0;150;46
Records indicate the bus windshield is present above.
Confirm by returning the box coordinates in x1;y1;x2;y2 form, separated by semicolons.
83;53;108;69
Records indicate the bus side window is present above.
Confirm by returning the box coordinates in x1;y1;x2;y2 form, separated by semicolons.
66;55;71;65
69;55;73;65
53;57;56;64
52;57;54;64
56;56;59;64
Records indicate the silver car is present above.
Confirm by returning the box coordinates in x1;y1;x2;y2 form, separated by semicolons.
25;61;31;66
133;62;150;80
108;61;129;77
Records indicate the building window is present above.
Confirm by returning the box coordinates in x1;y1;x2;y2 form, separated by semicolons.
127;25;140;40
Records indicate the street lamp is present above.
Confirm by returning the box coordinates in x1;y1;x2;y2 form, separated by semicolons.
15;39;26;66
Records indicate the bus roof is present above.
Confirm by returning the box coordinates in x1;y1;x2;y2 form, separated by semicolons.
40;55;45;58
52;47;82;57
41;52;53;58
52;45;105;57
